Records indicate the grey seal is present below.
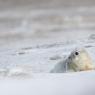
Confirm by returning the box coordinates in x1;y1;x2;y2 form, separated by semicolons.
51;48;95;73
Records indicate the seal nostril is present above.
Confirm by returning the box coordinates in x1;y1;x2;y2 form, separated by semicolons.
75;52;79;55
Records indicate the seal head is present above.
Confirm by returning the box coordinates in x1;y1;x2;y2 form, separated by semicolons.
67;48;94;71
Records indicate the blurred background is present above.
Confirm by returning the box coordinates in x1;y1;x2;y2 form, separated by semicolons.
0;0;95;42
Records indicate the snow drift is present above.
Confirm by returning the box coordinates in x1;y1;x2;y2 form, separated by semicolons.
0;71;95;95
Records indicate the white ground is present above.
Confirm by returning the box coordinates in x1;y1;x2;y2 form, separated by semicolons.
0;71;95;95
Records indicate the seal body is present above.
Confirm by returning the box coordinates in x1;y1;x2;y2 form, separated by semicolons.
51;48;94;73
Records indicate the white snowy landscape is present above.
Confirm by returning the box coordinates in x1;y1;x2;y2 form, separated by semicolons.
0;0;95;95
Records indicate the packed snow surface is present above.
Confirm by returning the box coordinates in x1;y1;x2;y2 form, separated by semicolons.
0;71;94;95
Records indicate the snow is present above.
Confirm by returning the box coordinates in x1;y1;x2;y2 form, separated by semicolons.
0;71;94;95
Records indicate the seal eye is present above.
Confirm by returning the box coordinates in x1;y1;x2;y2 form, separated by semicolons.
75;52;79;55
